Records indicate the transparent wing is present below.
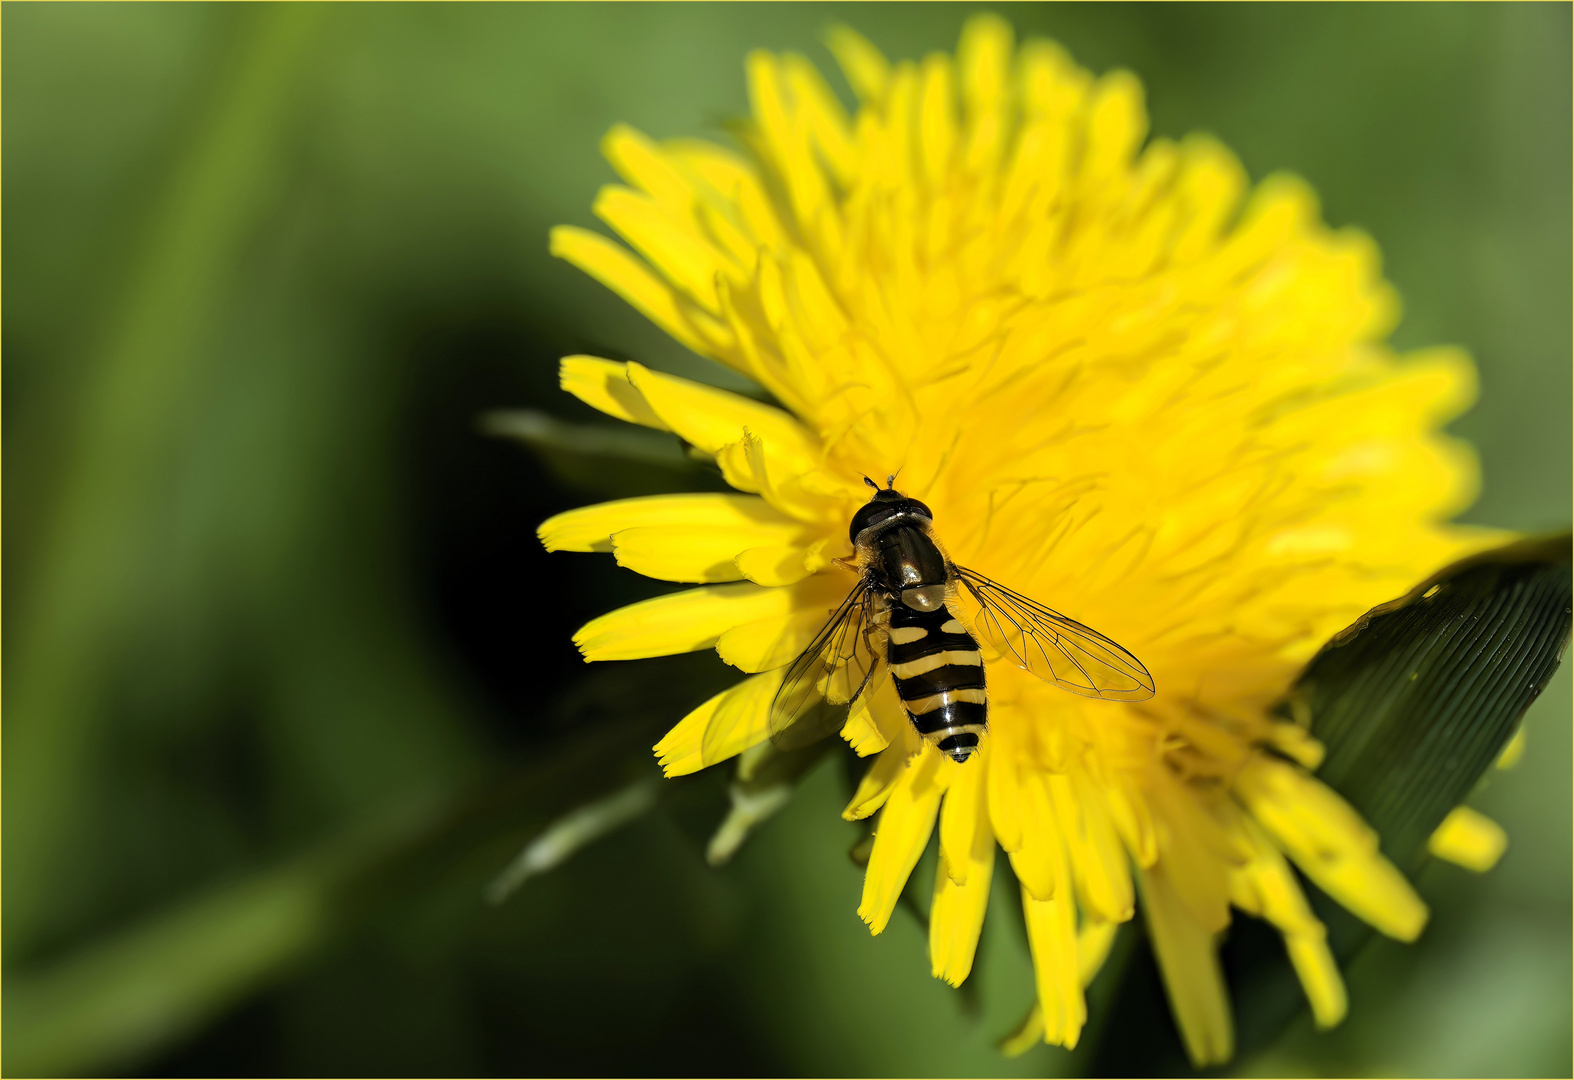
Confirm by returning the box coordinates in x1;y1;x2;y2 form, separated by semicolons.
955;567;1155;702
769;579;883;750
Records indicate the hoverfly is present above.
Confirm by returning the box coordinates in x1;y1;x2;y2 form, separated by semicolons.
770;477;1155;762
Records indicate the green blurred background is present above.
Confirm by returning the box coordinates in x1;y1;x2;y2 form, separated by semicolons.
4;3;1569;1076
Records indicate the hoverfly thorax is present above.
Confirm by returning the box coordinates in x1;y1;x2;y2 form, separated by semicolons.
849;485;949;607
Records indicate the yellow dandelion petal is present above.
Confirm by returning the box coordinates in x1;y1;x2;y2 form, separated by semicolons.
781;54;859;186
602;124;697;214
956;14;1012;173
1226;809;1348;1029
549;226;713;355
1144;769;1232;936
593;184;730;313
858;746;949;934
841;676;903;758
747;50;831;233
1076;917;1120;986
539;493;796;553
574;576;838;662
1284;934;1348;1033
546;12;1512;1061
1140;861;1234;1067
655;668;782;777
716;606;828;674
842;726;917;821
1002;917;1121;1059
610;523;804;584
1007;769;1064;903
825;24;890;104
1049;770;1134;923
1427;805;1508;873
622;361;820;472
730;543;813;587
1022;881;1085;1049
998;999;1045;1059
929;740;994;986
984;742;1026;853
558;354;669;430
1235;754;1428;942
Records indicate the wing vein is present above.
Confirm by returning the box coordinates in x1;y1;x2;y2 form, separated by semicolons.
956;566;1154;702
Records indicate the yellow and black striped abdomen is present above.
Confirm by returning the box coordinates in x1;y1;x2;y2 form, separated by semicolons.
885;603;987;762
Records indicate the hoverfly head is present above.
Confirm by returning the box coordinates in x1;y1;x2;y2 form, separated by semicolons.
849;483;933;543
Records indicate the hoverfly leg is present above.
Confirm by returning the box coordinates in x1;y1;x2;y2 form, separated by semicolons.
856;661;881;711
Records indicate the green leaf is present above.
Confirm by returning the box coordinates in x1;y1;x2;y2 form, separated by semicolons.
4;2;332;959
1287;533;1572;868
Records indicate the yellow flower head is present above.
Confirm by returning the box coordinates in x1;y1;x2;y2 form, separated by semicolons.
541;15;1500;1065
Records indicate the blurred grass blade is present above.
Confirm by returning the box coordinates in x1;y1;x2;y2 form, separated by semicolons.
480;408;686;465
2;787;451;1078
1090;533;1573;1074
4;2;330;958
480;408;718;497
486;776;660;904
0;674;690;1078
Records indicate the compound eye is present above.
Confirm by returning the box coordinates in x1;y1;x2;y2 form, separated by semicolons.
908;499;933;521
849;504;892;542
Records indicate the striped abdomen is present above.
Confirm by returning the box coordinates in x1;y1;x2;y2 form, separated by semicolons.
885;601;987;762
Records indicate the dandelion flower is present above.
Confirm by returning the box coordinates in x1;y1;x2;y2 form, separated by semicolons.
540;16;1503;1064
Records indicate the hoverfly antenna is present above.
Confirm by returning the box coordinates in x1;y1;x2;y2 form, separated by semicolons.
886;473;896;489
863;475;879;490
